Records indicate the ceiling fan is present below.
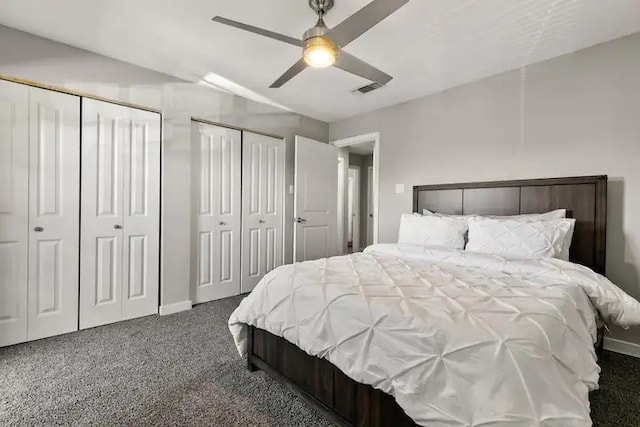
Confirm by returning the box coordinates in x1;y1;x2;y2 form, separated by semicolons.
212;0;409;88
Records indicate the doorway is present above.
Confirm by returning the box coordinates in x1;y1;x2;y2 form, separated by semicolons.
333;132;379;255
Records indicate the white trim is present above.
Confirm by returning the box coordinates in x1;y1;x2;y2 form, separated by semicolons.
337;155;346;255
159;300;192;316
331;132;380;246
331;132;379;148
366;165;374;246
604;337;640;358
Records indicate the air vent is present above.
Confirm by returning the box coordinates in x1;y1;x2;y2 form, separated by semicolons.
352;82;384;95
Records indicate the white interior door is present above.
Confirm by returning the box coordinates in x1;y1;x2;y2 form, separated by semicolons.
241;132;284;293
367;165;374;246
121;107;161;320
80;99;125;329
294;136;338;262
81;98;160;329
0;80;29;347
27;88;80;340
192;121;242;302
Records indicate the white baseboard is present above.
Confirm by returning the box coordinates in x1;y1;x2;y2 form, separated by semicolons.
603;337;640;358
159;300;192;316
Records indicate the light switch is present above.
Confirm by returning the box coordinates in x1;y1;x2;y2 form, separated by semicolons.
289;184;295;194
395;184;405;194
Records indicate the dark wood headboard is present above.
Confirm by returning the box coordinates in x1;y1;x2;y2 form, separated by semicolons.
413;175;607;274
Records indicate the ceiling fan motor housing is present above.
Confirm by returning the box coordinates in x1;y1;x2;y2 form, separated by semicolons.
303;20;328;41
308;0;334;16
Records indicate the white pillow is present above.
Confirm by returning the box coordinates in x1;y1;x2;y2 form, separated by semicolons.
422;208;566;221
558;220;576;261
421;209;572;258
398;214;467;249
466;217;576;259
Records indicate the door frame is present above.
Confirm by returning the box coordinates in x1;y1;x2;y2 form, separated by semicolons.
348;166;361;252
366;165;374;246
337;155;346;254
331;132;380;246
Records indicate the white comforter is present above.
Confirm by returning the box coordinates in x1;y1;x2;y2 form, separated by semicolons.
229;244;640;426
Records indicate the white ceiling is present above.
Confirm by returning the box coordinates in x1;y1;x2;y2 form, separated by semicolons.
1;0;639;122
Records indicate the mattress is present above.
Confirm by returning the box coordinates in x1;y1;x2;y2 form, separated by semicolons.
229;244;640;426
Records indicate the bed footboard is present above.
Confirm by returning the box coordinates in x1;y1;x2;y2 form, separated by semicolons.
246;325;607;426
246;325;418;427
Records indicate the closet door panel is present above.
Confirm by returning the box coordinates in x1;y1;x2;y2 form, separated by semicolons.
122;111;160;320
192;122;241;303
0;80;29;347
214;126;241;300
27;88;80;340
80;99;125;329
242;141;263;292
262;142;284;273
265;227;278;273
241;132;284;293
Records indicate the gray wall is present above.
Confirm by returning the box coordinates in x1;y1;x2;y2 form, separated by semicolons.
0;25;329;307
330;33;640;345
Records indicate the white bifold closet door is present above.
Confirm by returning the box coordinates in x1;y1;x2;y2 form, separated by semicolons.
192;121;242;303
80;98;160;329
0;80;80;347
28;87;81;341
241;131;284;293
0;80;29;346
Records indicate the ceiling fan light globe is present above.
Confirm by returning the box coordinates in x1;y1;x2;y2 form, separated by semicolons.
303;36;338;68
304;48;336;68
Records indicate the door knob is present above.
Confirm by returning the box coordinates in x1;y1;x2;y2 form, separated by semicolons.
219;221;226;226
114;224;122;229
293;217;307;223
34;226;44;232
259;219;265;224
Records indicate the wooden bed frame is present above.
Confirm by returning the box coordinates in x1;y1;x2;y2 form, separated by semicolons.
246;175;608;426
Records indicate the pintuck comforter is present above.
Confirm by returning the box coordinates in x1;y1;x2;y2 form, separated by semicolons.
229;244;640;426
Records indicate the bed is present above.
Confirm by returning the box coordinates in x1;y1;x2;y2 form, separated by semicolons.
229;175;640;426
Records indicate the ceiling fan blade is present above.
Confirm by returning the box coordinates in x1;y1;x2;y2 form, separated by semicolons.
212;16;302;47
270;59;307;88
334;51;392;85
328;0;409;47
